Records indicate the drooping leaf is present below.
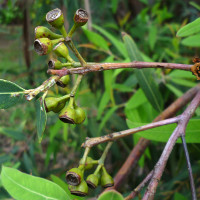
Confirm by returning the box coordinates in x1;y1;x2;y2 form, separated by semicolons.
98;190;124;200
123;32;163;112
174;192;188;200
35;94;47;143
177;17;200;37
181;34;200;47
1;166;69;200
127;119;200;143
0;79;25;109
92;24;128;59
82;27;109;51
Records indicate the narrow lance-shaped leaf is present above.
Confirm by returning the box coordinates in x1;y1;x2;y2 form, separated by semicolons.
181;34;200;47
122;32;163;112
0;79;25;109
127;119;200;143
177;17;200;37
35;92;47;142
1;166;69;200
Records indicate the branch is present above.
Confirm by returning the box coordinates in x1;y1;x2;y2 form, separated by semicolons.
181;135;197;200
143;90;200;200
47;61;192;76
82;116;180;148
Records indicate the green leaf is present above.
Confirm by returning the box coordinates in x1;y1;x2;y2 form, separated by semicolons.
82;27;109;51
177;18;200;37
174;192;188;200
0;127;25;140
169;70;195;79
1;166;69;200
127;119;200;143
92;24;128;59
181;34;200;47
51;175;84;200
0;79;25;109
35;94;47;143
171;78;196;88
166;83;183;97
123;32;163;112
111;0;119;13
98;190;124;200
149;25;157;50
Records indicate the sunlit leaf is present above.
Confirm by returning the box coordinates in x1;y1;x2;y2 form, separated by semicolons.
181;34;200;47
98;190;124;200
177;18;200;37
1;166;69;200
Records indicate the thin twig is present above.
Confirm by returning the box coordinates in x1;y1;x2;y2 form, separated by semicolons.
181;135;197;200
82;116;180;148
124;170;153;200
143;90;200;200
110;85;200;191
47;61;192;77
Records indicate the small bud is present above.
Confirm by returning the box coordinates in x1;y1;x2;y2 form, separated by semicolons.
74;9;88;26
44;95;69;113
59;97;76;124
101;167;114;188
34;38;64;55
53;42;74;63
66;167;84;186
56;75;70;88
80;157;94;170
68;180;88;197
48;59;62;69
35;26;62;39
86;174;99;189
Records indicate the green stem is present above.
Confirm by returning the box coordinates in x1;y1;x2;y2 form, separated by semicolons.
80;147;91;166
94;164;102;175
98;142;113;165
58;94;70;102
68;24;78;38
51;38;64;46
59;25;68;38
70;75;83;96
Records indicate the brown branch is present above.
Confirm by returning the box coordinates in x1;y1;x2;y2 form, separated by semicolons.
47;61;192;77
107;85;200;191
143;90;200;200
82;116;180;148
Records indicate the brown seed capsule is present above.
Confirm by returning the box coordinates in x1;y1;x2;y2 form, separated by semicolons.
74;8;88;26
66;167;84;186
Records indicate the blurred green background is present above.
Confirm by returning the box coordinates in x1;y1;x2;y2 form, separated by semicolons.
0;0;200;199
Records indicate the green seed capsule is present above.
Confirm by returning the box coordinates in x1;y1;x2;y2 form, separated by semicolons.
66;167;84;186
101;167;114;188
44;95;69;113
80;157;94;170
74;106;86;124
56;75;70;88
53;42;74;63
86;174;99;189
59;97;76;124
35;26;62;39
34;38;64;55
68;180;88;197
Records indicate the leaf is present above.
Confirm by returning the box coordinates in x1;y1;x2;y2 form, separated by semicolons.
92;24;128;59
98;190;124;200
1;166;69;200
174;192;188;200
169;70;195;79
166;83;183;97
0;127;25;140
127;119;200;143
171;78;196;88
0;79;25;109
82;27;109;51
181;34;200;47
35;94;47;143
51;175;84;200
122;32;163;112
111;0;119;13
177;17;200;37
149;25;157;50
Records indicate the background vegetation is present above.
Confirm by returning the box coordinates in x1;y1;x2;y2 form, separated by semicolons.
0;0;200;199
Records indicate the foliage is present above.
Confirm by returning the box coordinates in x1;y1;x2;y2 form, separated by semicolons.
0;1;200;200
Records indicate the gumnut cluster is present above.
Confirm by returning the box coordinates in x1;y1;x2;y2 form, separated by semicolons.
66;157;114;196
33;8;88;124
